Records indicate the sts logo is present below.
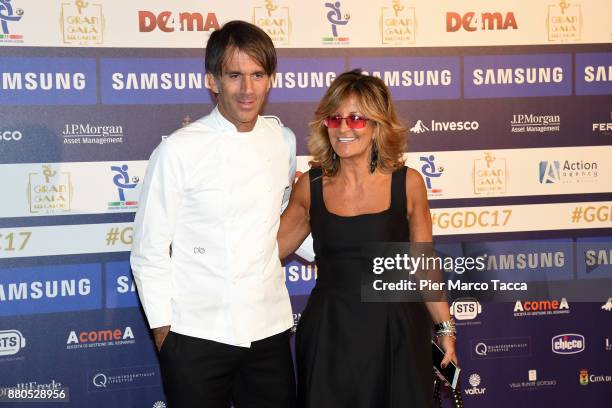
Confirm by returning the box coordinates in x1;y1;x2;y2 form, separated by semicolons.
0;329;26;357
450;298;482;322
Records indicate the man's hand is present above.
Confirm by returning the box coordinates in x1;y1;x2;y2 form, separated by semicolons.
153;325;171;352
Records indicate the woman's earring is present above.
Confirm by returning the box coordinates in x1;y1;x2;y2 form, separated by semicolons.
369;141;378;173
332;151;338;172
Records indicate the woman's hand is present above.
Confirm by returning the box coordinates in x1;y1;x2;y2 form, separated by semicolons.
438;335;458;369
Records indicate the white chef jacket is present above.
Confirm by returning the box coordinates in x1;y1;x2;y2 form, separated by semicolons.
130;106;296;347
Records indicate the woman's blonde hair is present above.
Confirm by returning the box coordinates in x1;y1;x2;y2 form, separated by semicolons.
308;69;407;176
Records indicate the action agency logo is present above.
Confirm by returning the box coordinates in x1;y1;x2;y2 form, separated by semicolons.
27;165;73;214
509;369;557;390
473;152;507;195
552;333;585;354
67;326;135;350
0;329;26;357
138;10;220;33
253;0;291;46
108;164;140;210
464;373;486;396
60;0;105;45
510;114;560;133
446;10;518;32
380;0;415;45
547;1;582;42
450;298;482;324
538;160;598;184
0;0;24;43
419;155;444;197
513;298;570;317
61;123;124;145
323;1;350;45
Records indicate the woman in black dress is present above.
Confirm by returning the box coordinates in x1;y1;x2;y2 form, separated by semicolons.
278;70;457;407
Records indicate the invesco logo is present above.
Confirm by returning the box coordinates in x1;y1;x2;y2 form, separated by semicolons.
1;130;22;141
552;334;585;354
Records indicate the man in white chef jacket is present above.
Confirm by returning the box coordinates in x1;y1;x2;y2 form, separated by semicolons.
130;20;297;408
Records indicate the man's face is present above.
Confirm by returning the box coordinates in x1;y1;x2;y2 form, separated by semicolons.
208;49;272;132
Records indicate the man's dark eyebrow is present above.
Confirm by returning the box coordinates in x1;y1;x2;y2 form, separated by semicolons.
223;71;267;75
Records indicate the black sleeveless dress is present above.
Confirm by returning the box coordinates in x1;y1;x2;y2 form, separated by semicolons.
296;167;434;408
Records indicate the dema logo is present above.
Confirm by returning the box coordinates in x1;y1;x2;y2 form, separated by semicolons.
138;10;220;33
446;11;518;32
552;333;585;354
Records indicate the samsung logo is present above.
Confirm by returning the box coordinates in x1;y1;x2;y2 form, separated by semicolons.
473;67;564;85
362;69;453;87
0;279;91;301
271;71;337;89
111;72;204;90
584;65;611;83
486;252;565;270
1;72;87;90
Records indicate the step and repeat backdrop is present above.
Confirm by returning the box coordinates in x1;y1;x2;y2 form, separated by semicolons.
1;1;611;407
